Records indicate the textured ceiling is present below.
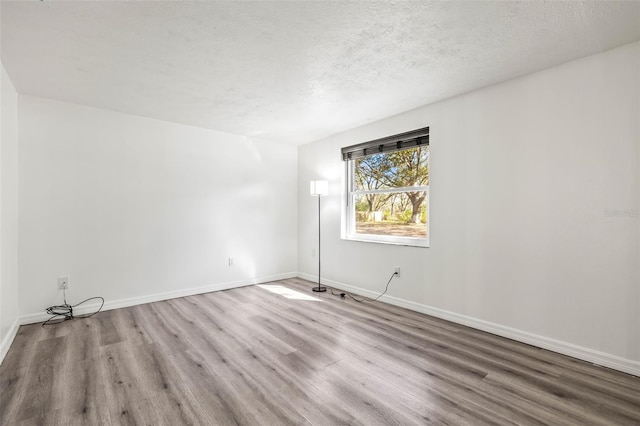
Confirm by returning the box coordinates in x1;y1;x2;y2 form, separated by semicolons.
2;1;639;144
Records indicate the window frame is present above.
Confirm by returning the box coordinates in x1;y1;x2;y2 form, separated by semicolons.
343;157;430;248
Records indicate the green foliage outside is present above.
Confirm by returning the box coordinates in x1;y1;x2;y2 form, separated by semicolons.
354;146;429;226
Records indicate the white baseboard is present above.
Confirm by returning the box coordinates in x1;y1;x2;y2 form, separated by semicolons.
12;270;638;377
298;273;640;377
0;318;20;366
20;272;297;325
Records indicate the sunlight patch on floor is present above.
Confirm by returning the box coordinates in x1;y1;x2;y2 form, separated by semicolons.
257;285;321;301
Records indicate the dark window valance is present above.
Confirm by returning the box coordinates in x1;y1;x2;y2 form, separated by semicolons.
341;127;429;161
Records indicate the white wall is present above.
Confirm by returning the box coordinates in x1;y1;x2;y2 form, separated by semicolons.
18;96;297;318
298;42;640;374
0;63;20;362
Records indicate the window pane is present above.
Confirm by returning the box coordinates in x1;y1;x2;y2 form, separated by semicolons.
354;191;427;238
354;146;429;191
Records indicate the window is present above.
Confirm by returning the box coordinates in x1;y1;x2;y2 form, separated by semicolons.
342;127;429;247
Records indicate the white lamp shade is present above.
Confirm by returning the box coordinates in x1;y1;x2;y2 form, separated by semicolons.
310;180;329;196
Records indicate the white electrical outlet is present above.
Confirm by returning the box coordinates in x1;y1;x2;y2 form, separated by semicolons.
228;257;234;267
58;276;70;289
394;267;401;277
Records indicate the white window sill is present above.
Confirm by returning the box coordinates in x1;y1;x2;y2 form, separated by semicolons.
343;235;429;248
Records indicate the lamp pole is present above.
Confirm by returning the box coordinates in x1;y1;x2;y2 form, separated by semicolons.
311;180;327;292
313;193;326;292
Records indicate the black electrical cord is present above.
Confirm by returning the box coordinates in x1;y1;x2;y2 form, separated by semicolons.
329;271;397;303
43;288;104;326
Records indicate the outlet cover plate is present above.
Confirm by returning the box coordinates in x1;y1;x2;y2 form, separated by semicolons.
58;276;69;289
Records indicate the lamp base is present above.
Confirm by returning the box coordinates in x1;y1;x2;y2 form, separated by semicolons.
312;286;327;293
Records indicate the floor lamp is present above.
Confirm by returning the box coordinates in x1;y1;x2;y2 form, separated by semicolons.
310;180;328;292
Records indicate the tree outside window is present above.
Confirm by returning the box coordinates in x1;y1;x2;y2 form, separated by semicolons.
347;145;429;246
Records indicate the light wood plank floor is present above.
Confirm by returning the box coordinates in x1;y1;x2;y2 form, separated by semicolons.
1;278;639;425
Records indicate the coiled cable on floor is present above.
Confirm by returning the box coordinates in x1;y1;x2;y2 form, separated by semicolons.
43;288;104;326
